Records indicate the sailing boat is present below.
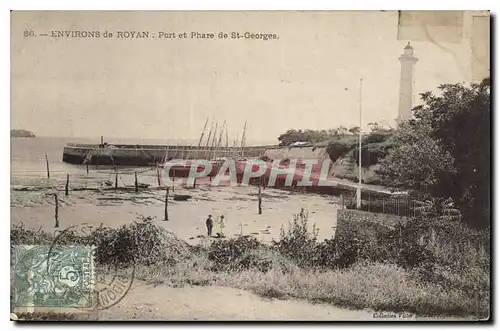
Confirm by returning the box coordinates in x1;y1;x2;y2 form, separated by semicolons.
158;118;219;178
232;120;279;185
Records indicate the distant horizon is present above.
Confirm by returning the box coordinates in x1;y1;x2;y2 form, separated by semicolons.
9;124;392;145
10;132;280;145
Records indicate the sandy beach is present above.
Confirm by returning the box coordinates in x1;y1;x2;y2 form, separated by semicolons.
10;172;349;320
11;172;340;243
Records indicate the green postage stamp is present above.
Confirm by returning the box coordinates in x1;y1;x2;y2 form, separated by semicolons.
11;245;95;308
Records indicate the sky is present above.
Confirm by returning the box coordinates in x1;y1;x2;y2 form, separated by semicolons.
10;11;488;144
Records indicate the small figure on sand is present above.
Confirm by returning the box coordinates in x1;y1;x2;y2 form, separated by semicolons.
218;215;226;236
206;214;213;237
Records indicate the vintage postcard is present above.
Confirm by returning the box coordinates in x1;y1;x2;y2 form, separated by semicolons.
10;10;490;321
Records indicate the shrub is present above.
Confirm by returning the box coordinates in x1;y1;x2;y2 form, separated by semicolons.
326;137;357;162
333;222;394;268
313;238;340;269
362;130;393;145
90;216;191;267
207;236;261;271
11;216;192;267
272;209;319;269
11;224;54;246
238;247;295;273
351;140;394;167
207;236;295;273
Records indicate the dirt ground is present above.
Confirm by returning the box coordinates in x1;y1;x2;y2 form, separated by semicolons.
10;281;378;321
12;281;474;321
99;282;375;321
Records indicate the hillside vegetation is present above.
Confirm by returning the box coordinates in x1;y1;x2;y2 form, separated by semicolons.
11;129;36;138
277;124;394;185
277;77;490;230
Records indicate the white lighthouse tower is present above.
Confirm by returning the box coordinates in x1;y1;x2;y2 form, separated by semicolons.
396;42;418;125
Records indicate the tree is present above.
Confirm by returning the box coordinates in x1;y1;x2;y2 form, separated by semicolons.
337;126;349;136
277;129;304;146
378;78;490;229
348;126;360;135
377;119;456;199
277;127;350;146
367;122;380;132
415;78;490;228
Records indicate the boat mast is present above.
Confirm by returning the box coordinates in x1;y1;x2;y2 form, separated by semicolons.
194;117;209;159
225;126;229;158
198;117;209;148
204;119;215;159
177;142;184;160
214;120;226;160
240;120;247;158
205;119;215;148
234;132;239;159
210;121;219;159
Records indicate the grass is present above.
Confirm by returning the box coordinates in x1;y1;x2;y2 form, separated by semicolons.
131;257;487;318
11;212;490;320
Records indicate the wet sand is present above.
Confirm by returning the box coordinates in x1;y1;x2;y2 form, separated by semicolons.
11;173;340;243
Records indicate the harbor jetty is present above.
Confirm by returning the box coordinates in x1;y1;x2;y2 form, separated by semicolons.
62;143;277;166
62;118;278;166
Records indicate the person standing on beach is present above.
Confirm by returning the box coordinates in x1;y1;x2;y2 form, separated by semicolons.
206;215;213;237
219;215;226;236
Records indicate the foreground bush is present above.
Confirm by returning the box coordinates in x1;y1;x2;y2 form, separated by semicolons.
91;217;191;266
207;236;294;273
11;224;55;245
272;209;320;269
11;216;191;267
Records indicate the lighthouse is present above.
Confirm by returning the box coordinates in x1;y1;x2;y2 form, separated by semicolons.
396;42;418;125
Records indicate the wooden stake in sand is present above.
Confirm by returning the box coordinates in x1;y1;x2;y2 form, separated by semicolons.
134;172;138;193
157;166;161;187
164;187;169;221
172;171;175;192
115;170;118;189
54;194;59;228
45;154;50;179
258;185;262;215
86;162;89;174
65;174;69;196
